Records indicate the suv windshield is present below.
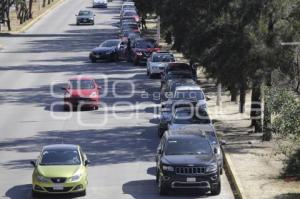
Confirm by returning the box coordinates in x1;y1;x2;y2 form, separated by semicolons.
173;110;211;124
167;72;192;79
100;40;120;47
40;149;81;165
152;54;174;62
70;80;95;89
165;137;213;156
135;40;155;48
79;11;91;16
124;12;136;17
175;90;204;100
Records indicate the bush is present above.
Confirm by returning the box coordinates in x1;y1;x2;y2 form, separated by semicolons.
265;86;300;179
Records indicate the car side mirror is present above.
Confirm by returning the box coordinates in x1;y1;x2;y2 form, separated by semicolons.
213;148;218;154
30;160;36;167
220;140;226;146
84;160;90;166
61;87;67;91
97;86;102;90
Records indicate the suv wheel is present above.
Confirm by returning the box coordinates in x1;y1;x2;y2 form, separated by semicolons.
211;181;221;195
158;176;168;195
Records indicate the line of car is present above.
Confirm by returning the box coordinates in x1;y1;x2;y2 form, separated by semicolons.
151;59;225;196
30;0;224;197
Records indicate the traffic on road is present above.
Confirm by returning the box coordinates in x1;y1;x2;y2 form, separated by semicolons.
0;0;234;198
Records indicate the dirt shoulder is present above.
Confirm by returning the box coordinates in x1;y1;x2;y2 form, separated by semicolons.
0;0;64;33
197;69;300;199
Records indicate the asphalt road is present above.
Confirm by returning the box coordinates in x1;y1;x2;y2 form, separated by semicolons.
0;0;234;198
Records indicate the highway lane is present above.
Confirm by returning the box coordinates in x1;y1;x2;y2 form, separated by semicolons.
0;0;234;198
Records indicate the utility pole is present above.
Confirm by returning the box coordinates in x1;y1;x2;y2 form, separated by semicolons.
157;16;160;42
216;83;222;106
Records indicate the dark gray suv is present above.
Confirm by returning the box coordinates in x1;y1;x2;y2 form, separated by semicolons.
156;132;221;195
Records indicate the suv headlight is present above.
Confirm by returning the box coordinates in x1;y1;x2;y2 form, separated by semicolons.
162;165;174;172
206;164;218;173
37;175;50;183
89;92;97;97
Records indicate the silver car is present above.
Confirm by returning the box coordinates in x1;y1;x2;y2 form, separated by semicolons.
147;52;175;78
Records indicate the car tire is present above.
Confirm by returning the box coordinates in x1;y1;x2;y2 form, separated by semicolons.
94;105;99;110
78;190;86;196
134;59;139;66
158;176;169;196
112;54;119;62
31;190;40;198
64;103;71;111
211;181;221;196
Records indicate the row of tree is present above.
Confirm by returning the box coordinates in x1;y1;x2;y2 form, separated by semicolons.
0;0;55;31
135;0;300;140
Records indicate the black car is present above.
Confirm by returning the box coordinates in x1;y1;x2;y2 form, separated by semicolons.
76;10;95;25
156;133;221;195
89;39;124;62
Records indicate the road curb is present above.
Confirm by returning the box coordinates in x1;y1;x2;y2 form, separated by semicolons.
223;148;246;199
13;0;66;33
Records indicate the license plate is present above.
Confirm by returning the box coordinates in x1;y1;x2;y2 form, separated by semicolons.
187;177;196;182
53;184;64;190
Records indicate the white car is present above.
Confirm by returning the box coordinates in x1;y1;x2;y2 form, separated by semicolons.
174;85;207;109
93;0;107;8
147;52;175;77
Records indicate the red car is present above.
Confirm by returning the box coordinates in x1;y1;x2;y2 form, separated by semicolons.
130;38;160;65
62;76;100;111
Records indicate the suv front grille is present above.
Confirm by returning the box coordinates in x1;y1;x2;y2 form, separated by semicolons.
175;167;205;175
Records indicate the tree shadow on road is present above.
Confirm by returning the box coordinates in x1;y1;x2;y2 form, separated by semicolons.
0;126;159;167
5;184;82;199
274;193;300;199
122;179;209;199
